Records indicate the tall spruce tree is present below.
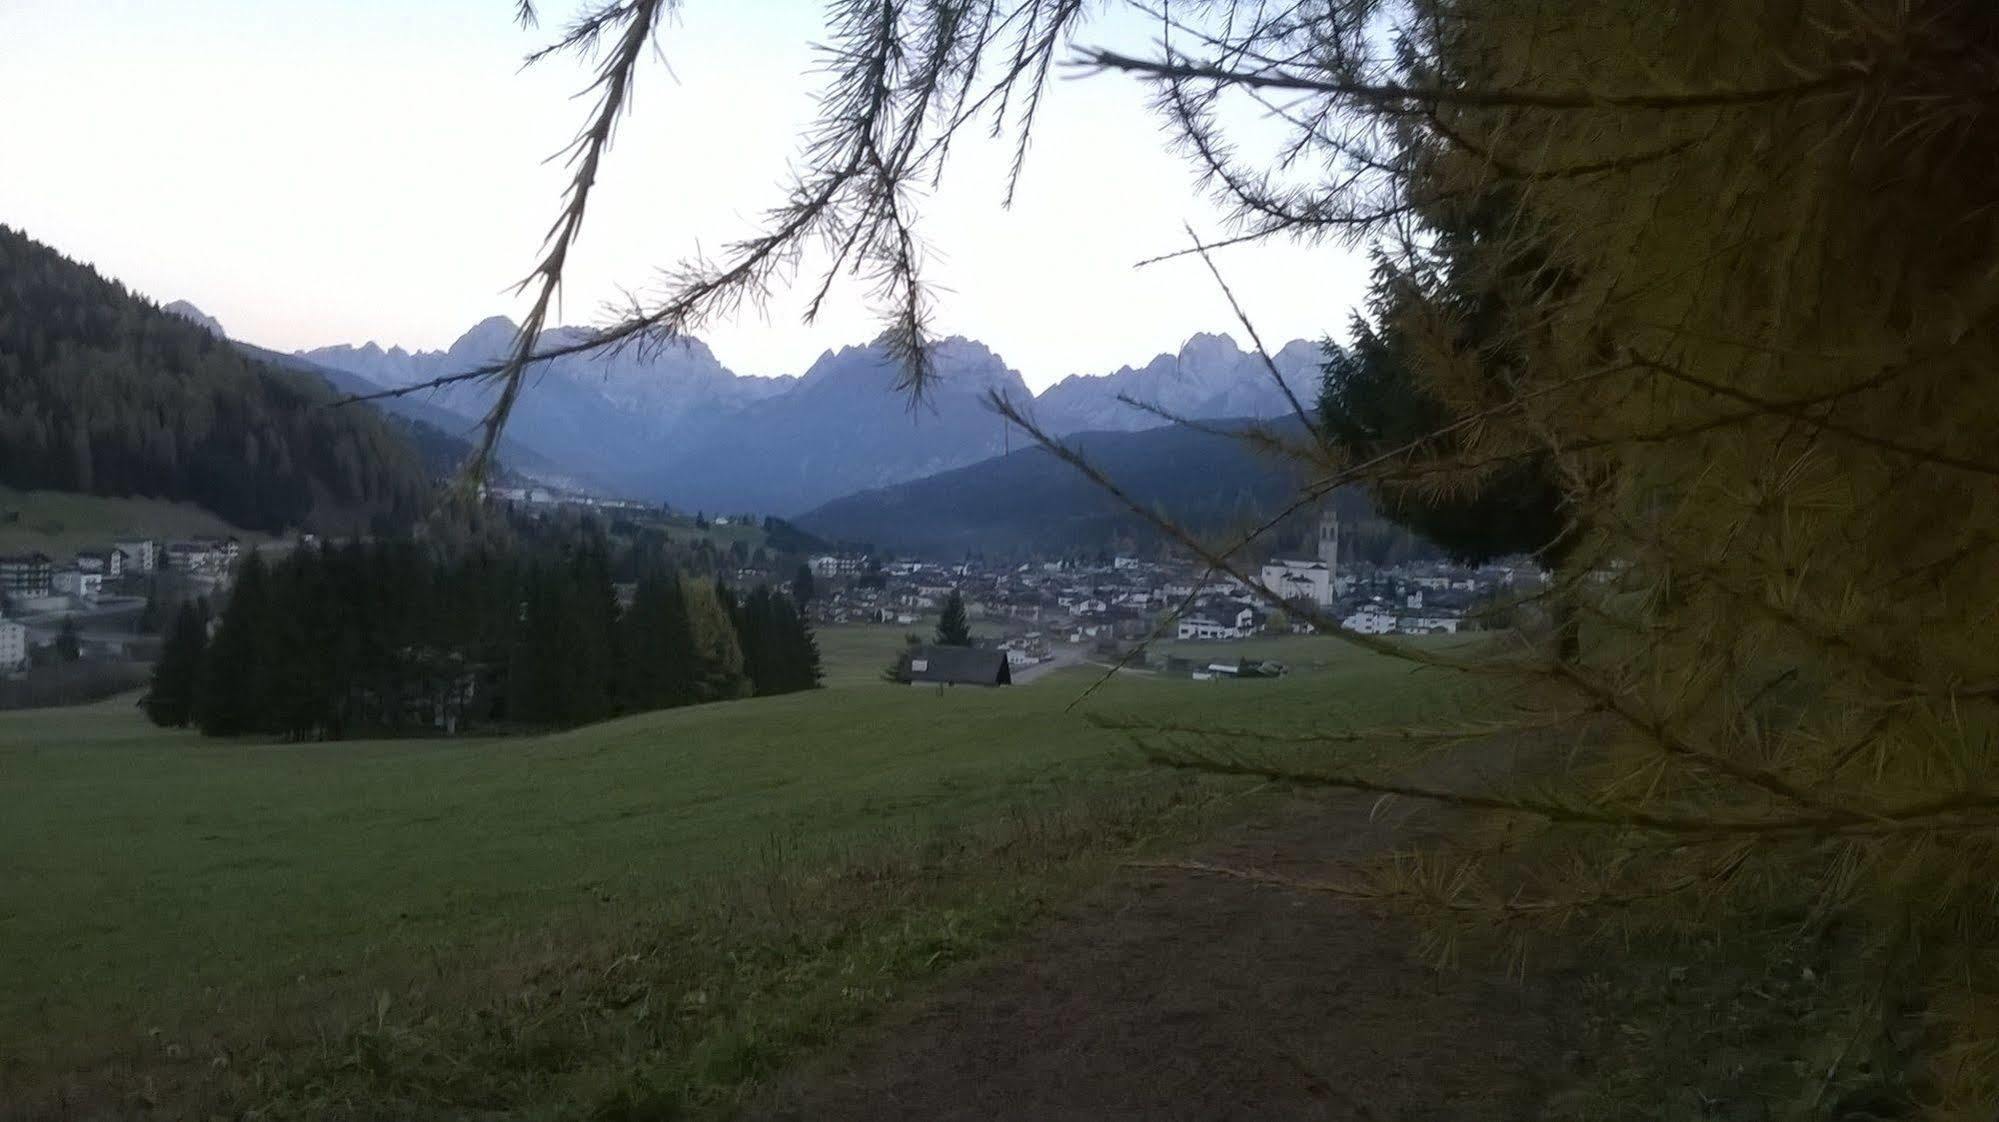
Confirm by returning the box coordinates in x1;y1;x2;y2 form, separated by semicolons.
620;571;700;711
196;552;272;736
262;545;326;739
935;589;972;646
775;593;822;693
685;578;748;701
145;602;207;728
54;617;80;662
738;585;777;696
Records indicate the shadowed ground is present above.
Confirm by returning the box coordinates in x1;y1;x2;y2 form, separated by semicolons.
748;780;1579;1122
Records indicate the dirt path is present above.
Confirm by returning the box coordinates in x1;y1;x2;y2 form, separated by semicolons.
746;764;1581;1121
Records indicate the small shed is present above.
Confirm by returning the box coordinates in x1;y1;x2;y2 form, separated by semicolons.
905;645;1012;687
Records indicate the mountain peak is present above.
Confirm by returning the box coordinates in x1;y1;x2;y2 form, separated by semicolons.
1177;331;1240;363
448;315;520;359
164;300;225;338
1029;332;1321;435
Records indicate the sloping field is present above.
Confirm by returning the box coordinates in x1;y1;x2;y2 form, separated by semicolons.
0;486;249;556
0;633;1478;1118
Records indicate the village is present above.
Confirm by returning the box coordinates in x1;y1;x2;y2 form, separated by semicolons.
0;505;1542;697
0;536;243;676
799;514;1545;681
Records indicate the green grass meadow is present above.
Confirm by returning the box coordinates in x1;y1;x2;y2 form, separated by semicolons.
0;627;1477;1118
0;486;251;556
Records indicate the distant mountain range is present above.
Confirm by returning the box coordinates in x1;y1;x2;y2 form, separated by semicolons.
16;222;1340;546
296;319;1329;514
300;320;794;493
1034;335;1322;434
794;417;1369;556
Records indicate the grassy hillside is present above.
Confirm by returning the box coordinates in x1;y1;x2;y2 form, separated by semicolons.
815;621;925;685
0;630;1477;1118
0;484;253;556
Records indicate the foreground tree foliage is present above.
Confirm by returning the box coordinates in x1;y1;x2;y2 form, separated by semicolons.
1065;3;1997;1113
463;0;1999;1111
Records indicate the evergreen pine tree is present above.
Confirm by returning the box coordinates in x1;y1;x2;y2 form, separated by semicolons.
658;573;702;708
136;585;163;634
773;593;822;692
618;570;702;712
794;606;823;690
935;589;972;646
54;616;80;662
262;546;323;739
740;585;776;696
683;579;748;701
197;552;271;736
145;602;207;728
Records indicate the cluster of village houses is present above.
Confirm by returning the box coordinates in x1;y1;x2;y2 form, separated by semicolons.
0;505;1545;684
0;536;240;672
803;515;1544;675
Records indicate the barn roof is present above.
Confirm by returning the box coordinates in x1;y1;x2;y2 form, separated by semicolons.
906;645;1012;686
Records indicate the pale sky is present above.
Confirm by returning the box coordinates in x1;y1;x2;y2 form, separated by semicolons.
0;0;1370;389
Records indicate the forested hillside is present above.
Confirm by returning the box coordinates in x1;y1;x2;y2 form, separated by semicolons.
797;418;1403;559
0;227;432;534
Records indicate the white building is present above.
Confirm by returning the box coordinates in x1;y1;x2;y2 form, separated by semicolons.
1258;559;1334;608
52;570;103;600
1176;616;1240;641
1342;608;1396;635
0;618;24;671
1399;615;1463;635
1257;511;1340;608
113;538;156;573
809;554;869;578
163;538;239;576
76;549;123;579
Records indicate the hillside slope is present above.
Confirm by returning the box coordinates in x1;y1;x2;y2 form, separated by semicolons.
239;343;562;484
647;336;1036;515
796;418;1370;555
0;227;433;535
0;485;252;556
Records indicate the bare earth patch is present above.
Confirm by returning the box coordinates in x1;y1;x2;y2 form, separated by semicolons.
747;786;1581;1121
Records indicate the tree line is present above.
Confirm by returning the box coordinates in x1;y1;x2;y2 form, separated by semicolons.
145;540;820;739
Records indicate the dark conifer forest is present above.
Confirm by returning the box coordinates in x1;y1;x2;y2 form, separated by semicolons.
0;226;432;534
146;538;821;740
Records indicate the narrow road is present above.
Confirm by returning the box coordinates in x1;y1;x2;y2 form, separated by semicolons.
1008;646;1088;685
